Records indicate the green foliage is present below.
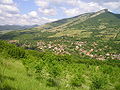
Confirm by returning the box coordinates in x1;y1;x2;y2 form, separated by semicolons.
46;78;59;87
0;56;56;90
71;75;84;87
90;75;108;90
7;47;25;58
0;40;26;59
0;40;120;90
114;83;120;90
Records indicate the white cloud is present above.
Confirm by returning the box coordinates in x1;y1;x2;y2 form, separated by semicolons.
0;9;2;13
0;4;19;13
9;15;57;25
0;16;5;20
0;10;57;25
0;0;13;4
0;0;57;25
35;0;49;8
61;7;80;16
0;0;20;20
38;8;57;15
35;0;104;16
35;0;119;17
28;11;38;17
61;1;104;16
103;1;120;10
62;0;120;14
82;2;104;12
22;0;29;1
0;12;57;25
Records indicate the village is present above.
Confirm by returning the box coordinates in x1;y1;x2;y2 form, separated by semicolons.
8;39;120;60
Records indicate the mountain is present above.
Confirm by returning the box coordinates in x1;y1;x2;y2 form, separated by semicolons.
0;9;120;60
1;9;120;90
34;12;93;31
0;25;38;31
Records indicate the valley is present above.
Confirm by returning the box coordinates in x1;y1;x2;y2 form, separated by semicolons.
0;9;120;90
1;9;120;61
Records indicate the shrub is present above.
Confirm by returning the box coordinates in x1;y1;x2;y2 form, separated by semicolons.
90;75;108;90
71;75;84;87
114;83;120;90
46;78;58;87
0;40;26;59
7;47;26;59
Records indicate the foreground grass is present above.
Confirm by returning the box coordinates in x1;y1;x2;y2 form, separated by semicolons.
0;40;120;90
0;56;56;90
0;55;120;90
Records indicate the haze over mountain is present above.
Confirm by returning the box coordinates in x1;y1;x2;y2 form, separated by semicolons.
0;25;38;31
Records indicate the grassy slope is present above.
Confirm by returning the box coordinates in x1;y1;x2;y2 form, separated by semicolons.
0;41;120;90
1;55;120;90
0;56;56;90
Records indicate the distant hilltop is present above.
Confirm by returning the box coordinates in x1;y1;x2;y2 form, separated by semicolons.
98;9;109;13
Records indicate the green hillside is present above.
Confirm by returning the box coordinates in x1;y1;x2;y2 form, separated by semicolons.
0;40;120;90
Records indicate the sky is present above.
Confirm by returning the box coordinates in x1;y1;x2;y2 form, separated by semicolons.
0;0;120;25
